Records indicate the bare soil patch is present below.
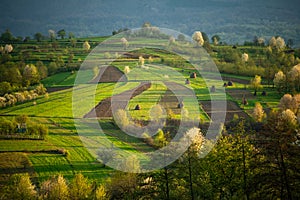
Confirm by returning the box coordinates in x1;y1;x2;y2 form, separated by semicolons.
90;65;127;83
84;82;151;118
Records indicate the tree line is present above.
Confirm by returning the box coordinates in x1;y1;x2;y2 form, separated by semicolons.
0;115;48;140
2;105;299;199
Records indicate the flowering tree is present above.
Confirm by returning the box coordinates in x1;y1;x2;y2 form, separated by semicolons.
257;37;265;46
169;36;175;45
120;37;129;50
252;102;265;122
273;71;286;92
4;44;13;53
250;75;262;95
48;29;56;41
241;53;249;62
124;66;130;74
269;36;285;50
276;37;286;50
83;41;90;51
192;31;204;46
289;64;300;91
279;94;298;113
139;56;145;66
23;64;40;86
150;104;164;122
212;35;220;45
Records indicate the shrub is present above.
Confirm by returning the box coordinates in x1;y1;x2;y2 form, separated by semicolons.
0;119;15;135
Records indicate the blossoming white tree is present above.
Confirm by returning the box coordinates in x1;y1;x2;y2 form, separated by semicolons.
83;41;90;51
139;56;145;66
252;102;265;122
269;36;285;50
48;29;56;41
192;31;204;46
273;71;286;92
4;44;13;53
289;64;300;91
242;53;249;62
120;37;129;50
124;66;130;74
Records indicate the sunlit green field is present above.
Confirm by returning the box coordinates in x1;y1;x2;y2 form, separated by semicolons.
0;38;284;185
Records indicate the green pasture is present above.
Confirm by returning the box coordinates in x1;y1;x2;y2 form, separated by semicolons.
127;82;167;120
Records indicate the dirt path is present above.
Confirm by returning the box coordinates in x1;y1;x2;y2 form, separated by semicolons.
84;82;151;118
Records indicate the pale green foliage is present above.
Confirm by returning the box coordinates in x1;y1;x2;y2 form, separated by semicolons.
124;66;130;74
269;36;277;47
120;37;129;49
252;102;265;122
14;92;26;102
257;37;265;45
182;108;189;121
0;96;6;107
276;37;285;50
114;109;130;128
35;83;47;95
108;156;140;197
269;36;285;50
278;109;298;127
4;93;17;106
69;173;92;200
23;64;40;85
289;64;300;90
201;133;259;199
4;44;13;53
7;173;36;200
274;70;286;91
48;29;56;40
83;41;90;51
279;94;299;113
139;56;145;66
93;66;99;78
95;185;108;200
169;36;175;45
192;31;204;46
241;53;249;62
148;56;153;63
108;172;138;199
119;155;140;173
185;127;203;155
154;129;166;147
250;75;262;91
213;37;219;45
40;175;69;200
150;104;164;122
289;64;300;79
104;52;111;59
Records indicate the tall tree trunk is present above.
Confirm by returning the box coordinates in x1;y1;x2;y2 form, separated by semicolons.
164;167;170;200
279;144;292;200
188;150;194;200
242;142;249;200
